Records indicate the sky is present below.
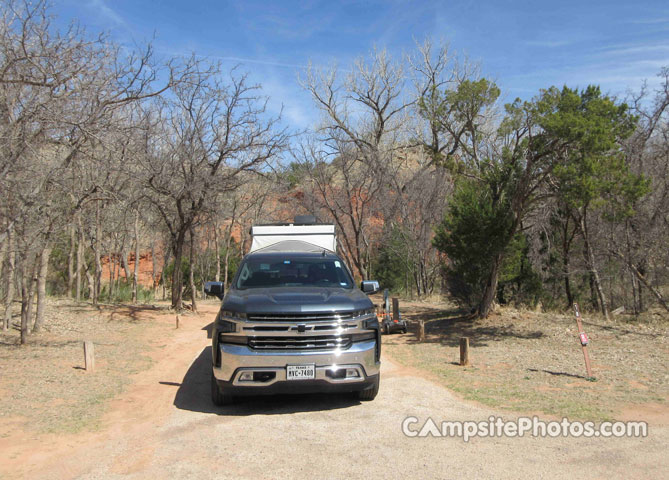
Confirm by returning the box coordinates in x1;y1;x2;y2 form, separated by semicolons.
51;0;669;131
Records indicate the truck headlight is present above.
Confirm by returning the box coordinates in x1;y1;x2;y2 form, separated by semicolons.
363;317;379;329
216;319;237;333
355;308;376;318
221;310;247;321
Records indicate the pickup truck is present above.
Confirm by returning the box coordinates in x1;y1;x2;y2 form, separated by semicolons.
204;219;381;405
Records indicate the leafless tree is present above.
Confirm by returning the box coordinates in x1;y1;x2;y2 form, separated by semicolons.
140;61;288;309
298;49;409;278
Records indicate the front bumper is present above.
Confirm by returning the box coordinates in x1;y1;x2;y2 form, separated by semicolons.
212;339;380;394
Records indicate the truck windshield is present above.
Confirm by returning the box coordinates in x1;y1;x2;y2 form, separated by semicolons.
235;257;354;289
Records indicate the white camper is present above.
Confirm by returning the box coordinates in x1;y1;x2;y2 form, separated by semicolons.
249;222;337;253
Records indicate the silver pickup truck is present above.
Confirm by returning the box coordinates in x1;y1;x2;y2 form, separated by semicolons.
204;220;381;405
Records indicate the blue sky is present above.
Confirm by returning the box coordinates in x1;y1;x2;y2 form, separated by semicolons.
53;0;669;130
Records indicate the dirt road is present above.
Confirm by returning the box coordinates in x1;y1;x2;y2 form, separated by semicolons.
3;303;666;479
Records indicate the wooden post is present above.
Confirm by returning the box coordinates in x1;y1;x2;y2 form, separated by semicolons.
176;315;180;329
572;303;593;378
392;297;400;322
417;319;425;342
84;341;95;371
459;337;470;366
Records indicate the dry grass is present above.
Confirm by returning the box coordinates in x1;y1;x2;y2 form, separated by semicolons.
0;298;176;434
383;299;669;422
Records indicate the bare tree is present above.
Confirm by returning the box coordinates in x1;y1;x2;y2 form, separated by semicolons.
298;49;408;278
140;61;288;309
611;68;669;312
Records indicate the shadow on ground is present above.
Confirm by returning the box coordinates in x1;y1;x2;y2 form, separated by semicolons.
169;347;361;416
108;304;163;323
581;319;662;338
527;368;588;380
203;322;213;339
395;307;545;347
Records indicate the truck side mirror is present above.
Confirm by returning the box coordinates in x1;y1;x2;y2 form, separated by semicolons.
360;280;380;295
204;281;225;299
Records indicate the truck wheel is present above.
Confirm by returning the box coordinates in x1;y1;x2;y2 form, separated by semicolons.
357;376;380;401
211;370;235;406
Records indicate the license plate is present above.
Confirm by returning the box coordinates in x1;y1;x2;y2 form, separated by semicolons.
286;364;315;380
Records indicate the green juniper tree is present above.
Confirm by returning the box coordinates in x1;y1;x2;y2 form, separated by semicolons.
427;83;643;318
548;86;649;319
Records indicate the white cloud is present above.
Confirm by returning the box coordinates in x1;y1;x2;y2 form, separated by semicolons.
259;74;315;131
88;0;126;27
597;44;669;57
628;17;669;25
525;39;575;48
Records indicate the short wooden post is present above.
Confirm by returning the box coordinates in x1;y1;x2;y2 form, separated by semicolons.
392;297;400;322
176;315;180;329
417;319;425;342
459;337;470;366
84;341;95;371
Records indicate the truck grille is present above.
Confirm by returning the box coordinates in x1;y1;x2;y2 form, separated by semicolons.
248;335;352;351
247;312;356;322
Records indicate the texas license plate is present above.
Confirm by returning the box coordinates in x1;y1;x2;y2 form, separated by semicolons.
286;364;315;380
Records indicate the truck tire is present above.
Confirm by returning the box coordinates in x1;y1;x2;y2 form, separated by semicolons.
357;376;380;401
211;370;235;406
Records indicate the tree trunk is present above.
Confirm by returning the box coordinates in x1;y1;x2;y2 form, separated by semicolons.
3;227;15;331
637;262;645;312
404;264;409;298
587;268;598;311
108;249;115;300
478;253;503;318
625;223;640;315
76;220;84;302
132;211;140;304
561;217;574;308
85;267;94;301
151;239;157;296
20;257;37;344
33;246;51;333
20;273;29;345
214;221;220;282
223;215;236;288
189;226;197;312
67;225;75;297
579;216;610;320
0;233;5;300
161;242;171;301
563;255;573;308
93;200;102;305
630;270;640;315
26;259;37;334
121;249;131;282
170;229;186;310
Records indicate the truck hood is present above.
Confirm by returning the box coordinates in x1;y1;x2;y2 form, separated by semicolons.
222;286;373;314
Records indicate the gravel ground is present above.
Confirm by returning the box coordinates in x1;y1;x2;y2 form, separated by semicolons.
0;299;173;433
1;301;666;480
384;299;669;421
